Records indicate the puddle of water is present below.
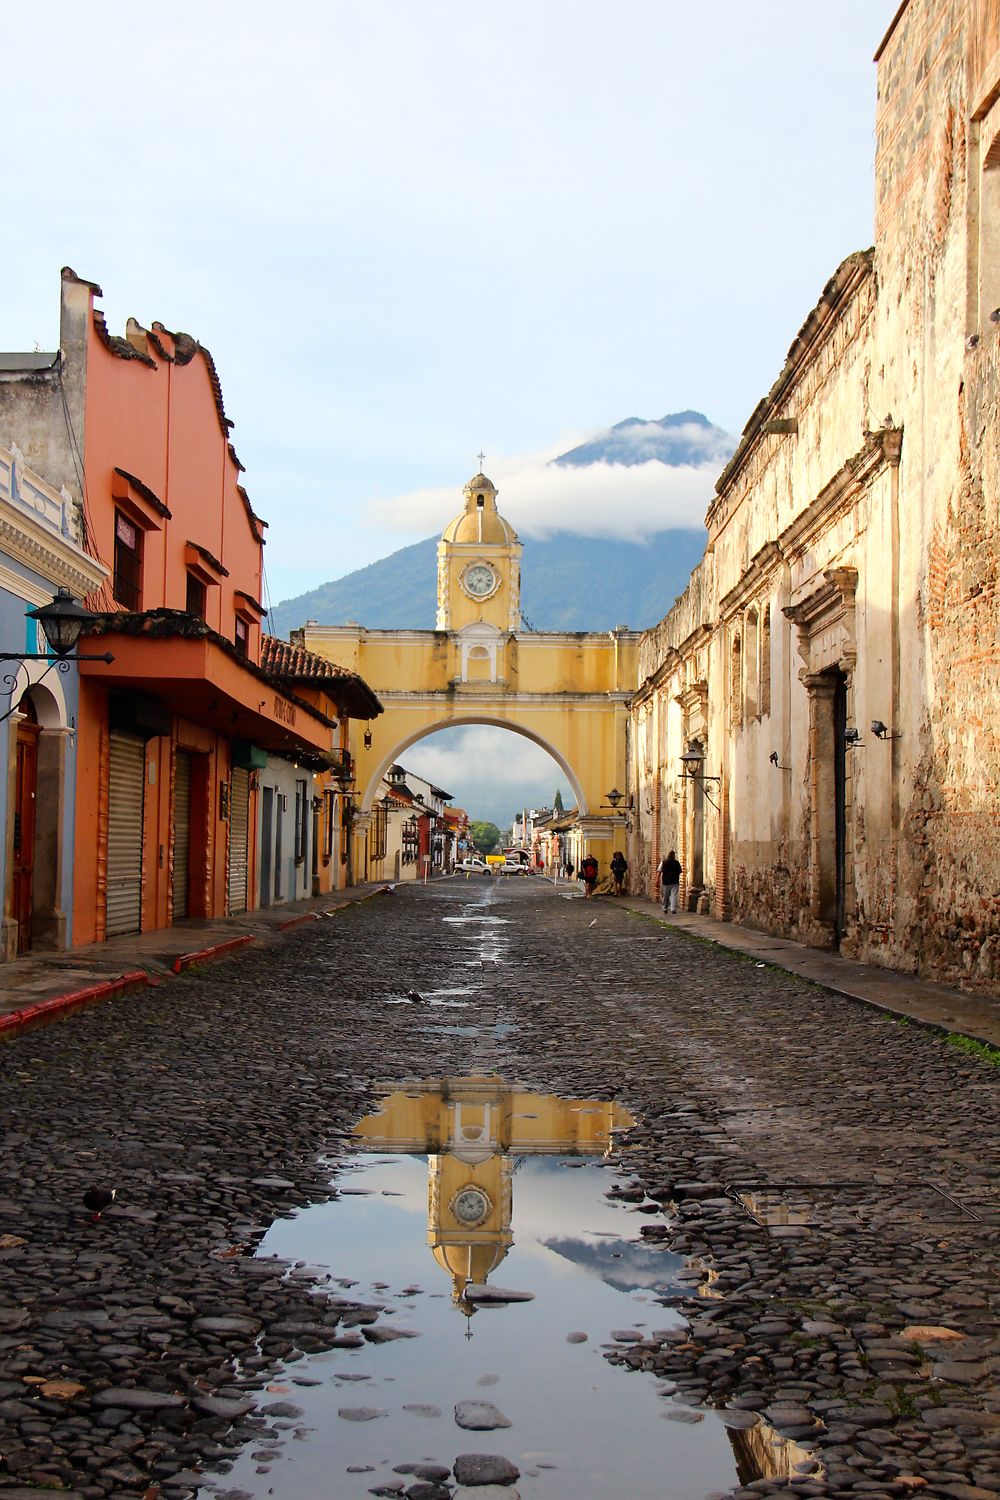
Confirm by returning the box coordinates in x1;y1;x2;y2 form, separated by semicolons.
731;1419;824;1485
442;915;511;925
386;989;473;1009
203;1080;740;1499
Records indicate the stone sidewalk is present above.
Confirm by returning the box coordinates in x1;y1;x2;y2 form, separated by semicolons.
0;883;386;1028
618;893;1000;1049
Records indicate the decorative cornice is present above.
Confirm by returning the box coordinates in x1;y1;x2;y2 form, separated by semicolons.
632;648;680;704
784;566;859;676
778;426;902;560
0;497;107;598
719;540;783;621
710;250;876;514
675;679;709;720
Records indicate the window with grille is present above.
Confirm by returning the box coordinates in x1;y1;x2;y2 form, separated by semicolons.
185;572;207;619
113;511;142;610
294;779;308;862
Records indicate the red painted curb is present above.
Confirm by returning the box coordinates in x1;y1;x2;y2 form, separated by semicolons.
0;970;149;1039
277;912;318;932
172;934;256;974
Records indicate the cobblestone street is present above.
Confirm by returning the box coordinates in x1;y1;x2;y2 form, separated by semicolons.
2;878;999;1500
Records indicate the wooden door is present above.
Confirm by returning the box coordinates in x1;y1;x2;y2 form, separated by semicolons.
12;711;40;954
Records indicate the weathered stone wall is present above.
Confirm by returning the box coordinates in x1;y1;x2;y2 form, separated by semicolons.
869;0;1000;985
629;0;1000;990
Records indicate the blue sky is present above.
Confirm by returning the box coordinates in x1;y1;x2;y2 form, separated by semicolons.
3;1;887;613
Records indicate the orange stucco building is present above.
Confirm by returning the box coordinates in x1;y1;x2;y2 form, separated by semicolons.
0;269;380;948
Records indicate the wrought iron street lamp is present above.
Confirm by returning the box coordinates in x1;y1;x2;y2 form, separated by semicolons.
0;588;114;723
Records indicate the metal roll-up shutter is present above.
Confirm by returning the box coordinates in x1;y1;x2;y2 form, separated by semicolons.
172;751;192;920
228;767;250;914
107;732;145;936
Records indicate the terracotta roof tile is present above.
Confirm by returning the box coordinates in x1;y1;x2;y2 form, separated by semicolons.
261;635;383;719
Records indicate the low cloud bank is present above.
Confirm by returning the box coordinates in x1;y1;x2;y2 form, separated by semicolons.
365;450;725;543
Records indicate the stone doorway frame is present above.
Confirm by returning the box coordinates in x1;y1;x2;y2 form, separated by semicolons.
674;679;711;913
784;567;859;950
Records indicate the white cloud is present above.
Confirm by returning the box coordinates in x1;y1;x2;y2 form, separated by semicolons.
364;446;723;543
401;726;570;828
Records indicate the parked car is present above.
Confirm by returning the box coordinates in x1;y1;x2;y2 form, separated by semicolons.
501;858;531;875
455;857;489;874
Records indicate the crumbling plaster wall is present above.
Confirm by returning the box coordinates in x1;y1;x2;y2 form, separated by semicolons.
0;273;92;517
707;262;882;945
630;1;1000;988
867;0;1000;987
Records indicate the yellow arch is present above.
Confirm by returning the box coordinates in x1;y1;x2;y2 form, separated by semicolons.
360;713;589;815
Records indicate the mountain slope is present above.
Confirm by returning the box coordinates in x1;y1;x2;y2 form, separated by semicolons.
553;410;733;469
268;529;706;638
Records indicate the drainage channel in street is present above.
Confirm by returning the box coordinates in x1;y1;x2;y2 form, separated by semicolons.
200;1079;745;1500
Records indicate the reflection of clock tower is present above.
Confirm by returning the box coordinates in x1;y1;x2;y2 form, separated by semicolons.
436;471;522;633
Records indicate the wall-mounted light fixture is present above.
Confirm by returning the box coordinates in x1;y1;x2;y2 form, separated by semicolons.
678;747;722;809
844;727;863;748
769;751;791;770
871;720;902;741
601;786;624;810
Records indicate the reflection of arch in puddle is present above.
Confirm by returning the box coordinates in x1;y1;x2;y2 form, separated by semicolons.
353;1078;634;1318
729;1418;823;1485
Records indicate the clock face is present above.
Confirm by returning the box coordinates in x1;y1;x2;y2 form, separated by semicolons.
451;1186;492;1226
462;562;498;599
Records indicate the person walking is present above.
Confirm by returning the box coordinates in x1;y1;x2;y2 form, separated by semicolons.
609;849;628;896
580;852;599;899
655;849;682;913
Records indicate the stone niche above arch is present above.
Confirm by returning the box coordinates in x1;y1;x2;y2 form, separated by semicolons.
783;566;858;682
455;621;504;685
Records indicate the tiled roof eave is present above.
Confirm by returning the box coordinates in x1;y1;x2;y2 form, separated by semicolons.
81;608;337;728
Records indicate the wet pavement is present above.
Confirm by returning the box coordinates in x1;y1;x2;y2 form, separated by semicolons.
1;879;999;1499
0;885;384;1019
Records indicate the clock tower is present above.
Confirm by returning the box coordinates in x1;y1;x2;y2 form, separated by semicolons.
436;470;522;632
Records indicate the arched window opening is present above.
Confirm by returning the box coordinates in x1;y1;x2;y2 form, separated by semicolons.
730;631;743;728
745;609;759;719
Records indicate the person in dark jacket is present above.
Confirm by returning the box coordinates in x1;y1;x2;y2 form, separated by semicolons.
580;852;599;899
655;850;682;913
609;850;628;896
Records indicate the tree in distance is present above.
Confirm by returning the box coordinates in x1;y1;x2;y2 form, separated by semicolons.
470;821;502;855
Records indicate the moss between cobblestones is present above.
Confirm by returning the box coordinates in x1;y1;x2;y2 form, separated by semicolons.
944;1031;1000;1066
